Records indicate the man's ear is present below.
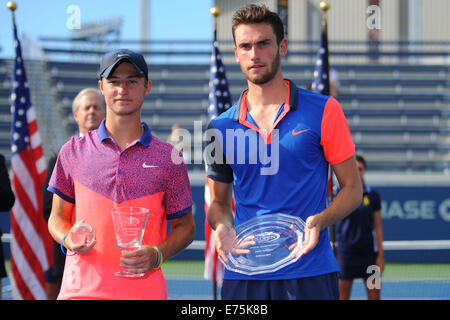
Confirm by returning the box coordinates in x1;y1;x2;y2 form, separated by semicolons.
144;79;152;96
234;45;240;64
279;38;288;57
73;111;79;125
98;79;104;93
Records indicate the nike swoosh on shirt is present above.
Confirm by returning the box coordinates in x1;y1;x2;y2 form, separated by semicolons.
292;128;310;136
142;163;159;168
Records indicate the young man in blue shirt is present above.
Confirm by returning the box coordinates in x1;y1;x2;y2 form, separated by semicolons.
205;4;362;300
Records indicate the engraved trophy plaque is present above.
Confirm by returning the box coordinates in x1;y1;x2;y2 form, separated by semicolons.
220;213;305;276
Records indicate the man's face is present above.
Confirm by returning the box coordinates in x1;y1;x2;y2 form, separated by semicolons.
73;92;105;135
233;23;287;85
98;62;151;117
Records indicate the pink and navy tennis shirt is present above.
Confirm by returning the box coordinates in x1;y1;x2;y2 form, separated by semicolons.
206;79;355;281
48;119;192;299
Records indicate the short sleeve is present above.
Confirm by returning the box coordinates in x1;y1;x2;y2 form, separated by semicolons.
43;151;59;220
371;190;381;212
47;142;75;204
163;154;193;219
204;121;233;183
320;96;355;165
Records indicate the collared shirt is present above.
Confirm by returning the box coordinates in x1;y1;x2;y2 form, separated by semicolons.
48;119;192;299
206;79;355;280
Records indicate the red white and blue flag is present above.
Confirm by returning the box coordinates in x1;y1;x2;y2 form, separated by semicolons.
9;21;53;300
312;15;337;255
312;19;334;203
204;30;233;289
312;24;330;96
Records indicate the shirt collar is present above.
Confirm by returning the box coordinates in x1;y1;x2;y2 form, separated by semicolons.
98;119;152;146
98;119;109;141
139;122;152;146
233;79;299;122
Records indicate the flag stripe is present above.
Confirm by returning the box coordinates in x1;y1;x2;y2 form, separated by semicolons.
13;151;48;238
11;154;38;211
9;255;26;300
10;187;50;271
36;156;47;175
10;234;46;299
27;120;38;137
30;131;41;149
10;213;45;290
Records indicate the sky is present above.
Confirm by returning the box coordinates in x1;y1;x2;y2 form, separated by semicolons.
0;0;215;58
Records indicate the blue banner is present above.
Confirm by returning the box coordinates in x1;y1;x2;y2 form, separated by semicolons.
377;186;450;241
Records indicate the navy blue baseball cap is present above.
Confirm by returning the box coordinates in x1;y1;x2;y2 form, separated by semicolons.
99;49;148;80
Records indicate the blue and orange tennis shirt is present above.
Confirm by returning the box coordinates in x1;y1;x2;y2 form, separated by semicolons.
48;119;192;299
206;79;355;280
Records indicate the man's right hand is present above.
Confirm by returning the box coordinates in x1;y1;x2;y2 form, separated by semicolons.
214;224;237;262
214;224;256;262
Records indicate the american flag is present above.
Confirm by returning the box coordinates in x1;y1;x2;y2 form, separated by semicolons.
312;22;330;96
312;21;334;199
9;22;53;299
312;18;336;254
204;31;233;291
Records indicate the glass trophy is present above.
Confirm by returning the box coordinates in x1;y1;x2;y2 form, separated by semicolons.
219;213;305;276
110;207;149;277
69;222;95;247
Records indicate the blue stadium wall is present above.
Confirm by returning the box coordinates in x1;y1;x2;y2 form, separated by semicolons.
1;184;449;262
376;185;450;263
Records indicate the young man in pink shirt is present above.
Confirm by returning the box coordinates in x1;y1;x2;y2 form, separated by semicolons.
48;49;195;299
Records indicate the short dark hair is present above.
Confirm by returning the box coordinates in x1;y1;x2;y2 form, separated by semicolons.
356;154;367;169
232;4;285;45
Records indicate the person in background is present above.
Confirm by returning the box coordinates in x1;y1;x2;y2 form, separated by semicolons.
71;88;106;137
0;153;16;299
43;87;106;299
336;154;385;300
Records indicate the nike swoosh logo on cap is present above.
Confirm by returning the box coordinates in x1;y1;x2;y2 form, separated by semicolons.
292;128;310;136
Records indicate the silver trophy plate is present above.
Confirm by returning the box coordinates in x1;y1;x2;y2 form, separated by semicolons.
220;213;306;276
